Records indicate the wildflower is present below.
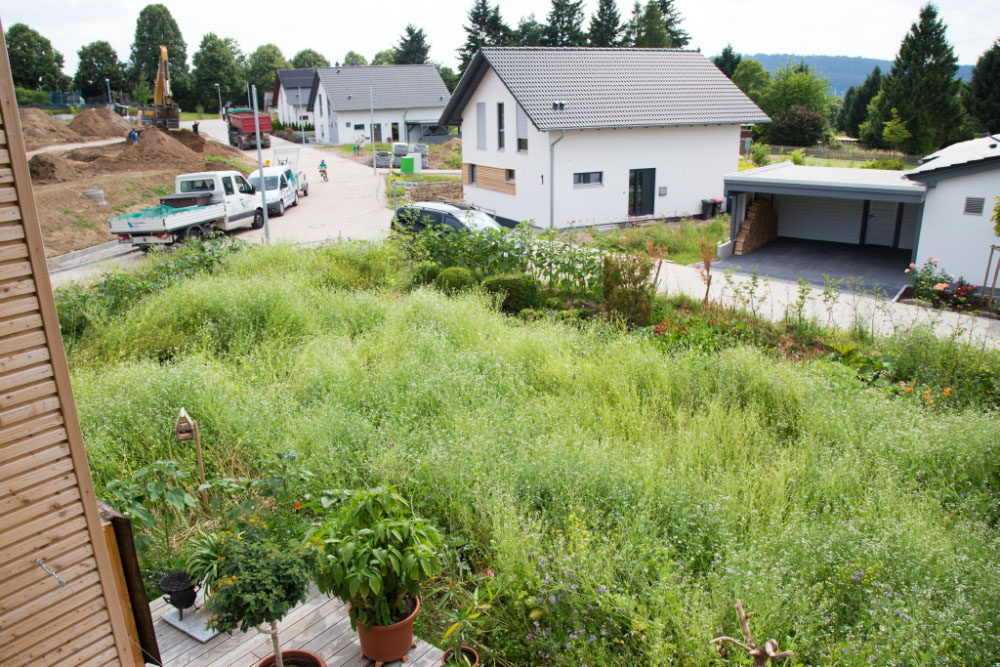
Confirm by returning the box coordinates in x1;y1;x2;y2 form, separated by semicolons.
237;535;243;541
932;283;949;291
909;263;916;268
487;570;494;578
294;503;301;510
943;387;951;396
933;258;939;264
904;269;910;274
598;585;607;594
548;595;556;604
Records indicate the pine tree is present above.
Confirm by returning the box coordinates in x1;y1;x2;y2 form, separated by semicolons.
588;0;624;48
395;25;430;65
544;0;587;47
862;3;968;153
836;66;880;137
713;44;741;78
514;15;546;46
962;40;1000;133
458;0;511;71
623;1;688;48
657;0;690;47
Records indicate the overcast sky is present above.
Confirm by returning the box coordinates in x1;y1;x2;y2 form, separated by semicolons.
3;0;994;77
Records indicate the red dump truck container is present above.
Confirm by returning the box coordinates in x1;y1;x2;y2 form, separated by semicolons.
228;111;271;150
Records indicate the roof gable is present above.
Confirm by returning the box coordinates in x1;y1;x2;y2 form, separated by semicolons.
275;68;316;106
441;47;770;131
309;64;450;113
906;135;1000;183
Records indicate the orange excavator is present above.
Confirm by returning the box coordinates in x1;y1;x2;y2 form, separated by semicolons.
139;45;180;129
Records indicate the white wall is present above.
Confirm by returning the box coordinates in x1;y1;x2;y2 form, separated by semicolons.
916;169;1000;282
314;102;445;146
276;88;314;127
553;124;740;228
460;68;550;225
774;195;863;243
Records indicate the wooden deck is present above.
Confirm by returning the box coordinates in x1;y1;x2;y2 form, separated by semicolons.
149;585;444;667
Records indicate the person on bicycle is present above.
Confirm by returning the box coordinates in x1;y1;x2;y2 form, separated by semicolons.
319;160;328;181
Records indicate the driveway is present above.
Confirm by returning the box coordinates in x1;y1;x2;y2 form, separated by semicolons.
711;238;911;295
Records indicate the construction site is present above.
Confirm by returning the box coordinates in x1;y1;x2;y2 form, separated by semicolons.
22;107;254;257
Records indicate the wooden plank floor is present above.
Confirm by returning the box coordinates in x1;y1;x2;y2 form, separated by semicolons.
149;585;443;667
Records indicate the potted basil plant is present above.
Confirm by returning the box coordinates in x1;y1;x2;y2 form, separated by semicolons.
312;487;442;665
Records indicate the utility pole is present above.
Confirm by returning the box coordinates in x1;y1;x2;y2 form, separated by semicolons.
105;78;111;107
214;83;222;117
370;86;376;176
251;84;270;243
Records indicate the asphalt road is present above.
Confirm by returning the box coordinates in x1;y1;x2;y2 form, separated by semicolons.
51;118;391;286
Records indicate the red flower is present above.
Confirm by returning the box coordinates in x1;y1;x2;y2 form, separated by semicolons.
294;503;301;510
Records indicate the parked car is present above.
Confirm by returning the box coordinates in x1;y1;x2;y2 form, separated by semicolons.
247;165;299;216
392;202;501;233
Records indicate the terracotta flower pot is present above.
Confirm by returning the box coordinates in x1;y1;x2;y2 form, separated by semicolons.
356;597;421;664
254;649;327;667
441;646;480;666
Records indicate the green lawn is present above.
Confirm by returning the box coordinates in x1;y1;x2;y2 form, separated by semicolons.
59;240;1000;666
179;111;216;121
562;217;729;266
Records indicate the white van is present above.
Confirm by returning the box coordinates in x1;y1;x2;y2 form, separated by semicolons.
247;165;302;217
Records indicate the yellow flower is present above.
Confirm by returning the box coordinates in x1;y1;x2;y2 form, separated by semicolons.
237;535;243;541
318;545;324;551
943;387;952;396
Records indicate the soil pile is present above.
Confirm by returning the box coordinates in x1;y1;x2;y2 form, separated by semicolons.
69;107;134;138
122;128;201;163
172;129;207;153
19;108;82;151
28;154;87;184
428;138;461;169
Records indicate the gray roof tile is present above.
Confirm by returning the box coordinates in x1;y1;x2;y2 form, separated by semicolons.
314;64;450;112
444;47;769;130
276;69;316;106
906;135;1000;178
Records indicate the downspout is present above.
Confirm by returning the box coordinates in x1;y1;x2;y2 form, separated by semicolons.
402;109;408;141
549;130;566;228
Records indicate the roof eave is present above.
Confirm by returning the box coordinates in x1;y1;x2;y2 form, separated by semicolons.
438;51;488;126
536;117;771;132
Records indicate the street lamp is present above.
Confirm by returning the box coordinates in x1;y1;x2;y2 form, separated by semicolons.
105;78;111;107
214;83;222;118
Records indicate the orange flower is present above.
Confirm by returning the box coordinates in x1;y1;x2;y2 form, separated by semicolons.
942;387;951;396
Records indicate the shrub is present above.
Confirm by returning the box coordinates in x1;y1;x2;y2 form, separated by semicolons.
768;105;826;146
15;87;49;105
435;266;476;293
481;272;539;313
602;254;655;327
751;142;770;167
861;158;904;170
790;148;806;165
413;261;441;285
906;256;953;302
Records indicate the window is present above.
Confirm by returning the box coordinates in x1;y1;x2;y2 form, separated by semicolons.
354;124;364;130
476;102;486;149
469;164;477;185
964;197;985;215
506;169;516;183
497;103;505;150
280;175;288;189
222;176;235;196
573;172;603;186
179;178;215;192
346;121;351;127
516;105;528;152
237;176;253;194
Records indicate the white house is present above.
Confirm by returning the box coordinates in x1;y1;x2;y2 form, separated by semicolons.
273;68;315;127
437;47;769;228
723;135;1000;285
307;65;450;146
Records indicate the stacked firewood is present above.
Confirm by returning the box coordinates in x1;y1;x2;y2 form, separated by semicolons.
734;199;778;255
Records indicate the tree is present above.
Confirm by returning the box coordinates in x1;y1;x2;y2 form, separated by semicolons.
395;25;430;65
458;0;512;71
544;0;587;47
836;66;880;137
291;49;330;69
759;59;829;118
5;23;69;90
436;64;459;92
768;105;827;146
862;3;968;154
713;44;741;78
514;15;546;46
129;4;188;99
342;51;368;66
882;107;912;149
588;0;624;47
962;40;1000;133
246;44;288;108
75;41;125;98
372;49;398;66
624;0;688;48
192;33;245;112
731;59;771;107
656;0;690;47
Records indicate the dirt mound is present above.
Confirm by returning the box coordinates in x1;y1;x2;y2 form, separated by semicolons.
69;107;134;138
428;138;461;169
29;154;87;184
122;128;201;163
19;108;82;151
173;129;207;152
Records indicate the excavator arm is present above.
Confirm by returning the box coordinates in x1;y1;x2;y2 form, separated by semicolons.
153;45;172;108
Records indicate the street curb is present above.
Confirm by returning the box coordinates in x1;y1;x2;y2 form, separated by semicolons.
48;241;137;273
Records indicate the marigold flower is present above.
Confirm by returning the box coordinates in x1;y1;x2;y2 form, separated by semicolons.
237;535;243;540
943;387;951;396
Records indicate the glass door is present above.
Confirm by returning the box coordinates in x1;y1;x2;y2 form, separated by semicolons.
628;169;655;217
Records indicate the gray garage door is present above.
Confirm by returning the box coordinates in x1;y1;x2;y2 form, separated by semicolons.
773;195;863;244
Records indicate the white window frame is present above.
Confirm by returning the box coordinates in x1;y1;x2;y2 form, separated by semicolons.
573;171;604;187
476;103;487;150
516;105;528;153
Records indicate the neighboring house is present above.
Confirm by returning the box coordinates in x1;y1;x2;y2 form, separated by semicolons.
724;135;1000;284
438;47;769;228
273;68;316;127
307;64;451;145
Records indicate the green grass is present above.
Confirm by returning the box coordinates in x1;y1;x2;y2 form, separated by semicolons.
63;242;1000;666
180;111;213;121
204;154;252;175
563;217;729;266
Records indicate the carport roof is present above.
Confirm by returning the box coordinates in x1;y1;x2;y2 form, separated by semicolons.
725;162;927;203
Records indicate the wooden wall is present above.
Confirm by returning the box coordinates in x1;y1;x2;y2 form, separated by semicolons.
0;24;134;667
463;163;516;196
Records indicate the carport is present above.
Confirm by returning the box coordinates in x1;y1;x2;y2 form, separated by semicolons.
721;163;928;291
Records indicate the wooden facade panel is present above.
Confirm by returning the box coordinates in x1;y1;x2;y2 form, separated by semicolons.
0;480;80;538
0;293;39;318
0;210;24;227
0;186;14;203
0;408;63;445
59;639;120;667
0;167;11;184
0;394;62;429
0;455;75;499
0;259;32;281
0;378;58;410
0;513;87;570
0;241;28;263
0;344;51;376
0;360;55;396
0;555;99;622
464;163;516;195
0;421;64;463
0;277;37;302
0;149;9;166
0;469;79;523
0;438;70;481
0;311;42;337
0;539;93;613
18;599;110;660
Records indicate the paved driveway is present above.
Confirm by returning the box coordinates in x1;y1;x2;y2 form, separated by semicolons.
712;238;911;295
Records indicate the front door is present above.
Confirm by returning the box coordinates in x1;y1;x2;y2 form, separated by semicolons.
864;201;897;247
628;168;655;217
391;122;399;142
372;123;383;143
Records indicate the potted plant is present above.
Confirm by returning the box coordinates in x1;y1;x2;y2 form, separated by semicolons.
203;524;324;667
441;581;493;666
312;487;442;665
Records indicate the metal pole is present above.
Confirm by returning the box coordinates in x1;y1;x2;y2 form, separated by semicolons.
370;86;376;176
247;82;252;110
192;420;208;511
215;83;222;117
252;85;270;243
299;87;306;144
105;78;111;107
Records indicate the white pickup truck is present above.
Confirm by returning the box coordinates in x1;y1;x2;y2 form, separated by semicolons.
109;171;264;249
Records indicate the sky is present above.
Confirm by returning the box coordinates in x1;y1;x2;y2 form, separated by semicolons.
3;0;995;78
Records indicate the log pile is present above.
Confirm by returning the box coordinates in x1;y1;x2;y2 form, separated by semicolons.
734;199;777;255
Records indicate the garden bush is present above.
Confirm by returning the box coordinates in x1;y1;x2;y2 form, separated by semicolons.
861;158;905;170
481;272;539;313
413;261;441;285
15;87;49;105
751;142;771;167
601;254;655;327
435;266;476;293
